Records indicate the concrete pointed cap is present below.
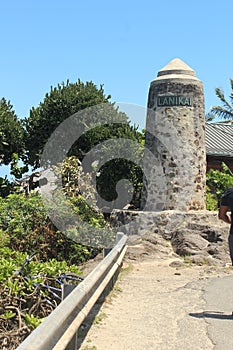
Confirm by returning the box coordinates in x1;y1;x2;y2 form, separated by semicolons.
154;58;199;81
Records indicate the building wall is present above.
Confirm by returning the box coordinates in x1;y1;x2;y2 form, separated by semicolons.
207;155;233;173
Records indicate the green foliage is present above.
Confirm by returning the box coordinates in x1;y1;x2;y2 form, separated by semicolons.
206;162;233;209
0;310;16;320
24;314;44;330
93;311;107;325
96;158;143;208
0;192;47;248
0;79;147;346
0;98;26;194
10;153;29;179
70;195;106;227
0;190;104;263
17;256;82;279
0;229;10;247
0;98;24;166
59;156;99;213
71;119;142;161
24;78;144;209
0;246;83;345
0;176;16;198
64;123;145;210
60;147;145;213
24;80;111;168
207;78;233;120
94;126;145;209
60;156;82;197
0;249;22;282
206;189;218;211
0;247;82;285
0;248;83;340
44;186;114;248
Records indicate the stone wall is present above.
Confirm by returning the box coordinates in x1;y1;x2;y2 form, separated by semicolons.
110;209;231;266
110;209;228;238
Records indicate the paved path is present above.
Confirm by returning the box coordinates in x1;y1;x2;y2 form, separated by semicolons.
79;259;233;350
202;275;233;349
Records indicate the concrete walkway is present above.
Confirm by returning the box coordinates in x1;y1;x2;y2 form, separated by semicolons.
79;260;233;350
201;275;233;349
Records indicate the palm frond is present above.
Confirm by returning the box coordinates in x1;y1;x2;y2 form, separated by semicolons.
215;87;233;111
210;106;233;119
205;113;215;122
215;87;225;101
230;79;233;105
230;78;233;91
208;79;233;120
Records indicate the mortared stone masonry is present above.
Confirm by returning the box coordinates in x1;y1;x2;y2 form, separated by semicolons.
141;58;206;211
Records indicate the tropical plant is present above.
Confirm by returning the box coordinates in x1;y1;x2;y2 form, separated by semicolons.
207;79;233;120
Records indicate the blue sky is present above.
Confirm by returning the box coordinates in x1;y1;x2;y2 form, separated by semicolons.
1;0;233;177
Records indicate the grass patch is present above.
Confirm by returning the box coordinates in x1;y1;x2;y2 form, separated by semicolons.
93;312;107;325
106;262;133;302
119;262;134;278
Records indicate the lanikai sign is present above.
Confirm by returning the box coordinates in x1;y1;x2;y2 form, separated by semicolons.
157;95;192;107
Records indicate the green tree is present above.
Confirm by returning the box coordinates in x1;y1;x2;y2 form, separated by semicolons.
24;80;111;168
95;128;145;209
24;79;144;209
207;79;233;120
0;98;26;196
0;98;24;166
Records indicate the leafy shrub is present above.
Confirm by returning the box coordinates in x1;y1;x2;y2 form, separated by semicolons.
206;188;218;211
0;248;82;284
206;162;233;209
70;195;106;227
0;247;83;348
0;192;47;243
0;191;103;264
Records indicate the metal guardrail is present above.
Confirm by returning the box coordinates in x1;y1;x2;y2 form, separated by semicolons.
17;232;127;350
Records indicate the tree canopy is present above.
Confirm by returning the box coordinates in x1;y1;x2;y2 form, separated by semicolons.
24;80;112;168
23;79;144;208
0;98;24;166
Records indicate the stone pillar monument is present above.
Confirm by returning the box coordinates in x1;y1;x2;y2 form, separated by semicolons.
142;58;206;211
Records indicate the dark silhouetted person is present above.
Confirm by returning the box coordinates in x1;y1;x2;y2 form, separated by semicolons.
219;187;233;265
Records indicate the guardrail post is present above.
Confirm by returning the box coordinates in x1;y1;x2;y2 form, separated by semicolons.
103;247;112;258
116;232;124;244
103;232;124;258
110;232;125;290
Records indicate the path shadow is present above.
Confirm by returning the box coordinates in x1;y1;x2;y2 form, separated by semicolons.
76;298;104;349
76;268;121;349
190;311;233;320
